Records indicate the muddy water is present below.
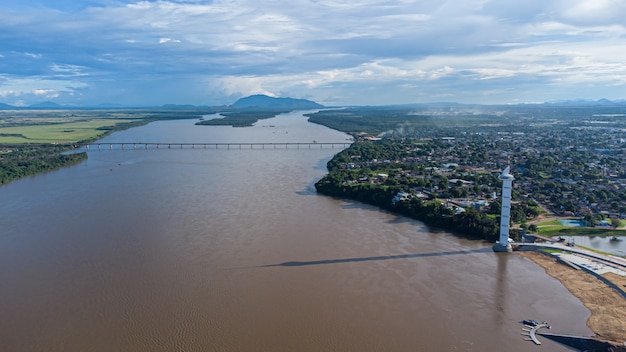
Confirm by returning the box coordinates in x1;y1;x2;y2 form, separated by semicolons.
0;112;592;351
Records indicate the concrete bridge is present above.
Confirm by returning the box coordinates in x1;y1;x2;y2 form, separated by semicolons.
76;142;352;150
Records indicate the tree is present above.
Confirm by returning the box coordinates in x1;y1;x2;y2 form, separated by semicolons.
611;218;621;229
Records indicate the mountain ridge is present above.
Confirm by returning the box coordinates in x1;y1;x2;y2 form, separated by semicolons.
231;94;324;109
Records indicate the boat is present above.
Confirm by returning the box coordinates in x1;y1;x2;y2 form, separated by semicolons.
522;319;551;329
610;236;622;241
522;319;539;326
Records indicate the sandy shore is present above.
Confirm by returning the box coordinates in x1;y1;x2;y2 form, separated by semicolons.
518;251;626;344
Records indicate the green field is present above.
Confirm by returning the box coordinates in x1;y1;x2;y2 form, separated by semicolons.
535;218;625;237
0;119;137;143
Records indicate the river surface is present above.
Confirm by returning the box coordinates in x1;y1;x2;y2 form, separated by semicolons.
0;111;593;351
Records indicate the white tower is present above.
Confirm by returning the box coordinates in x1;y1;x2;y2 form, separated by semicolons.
493;166;514;252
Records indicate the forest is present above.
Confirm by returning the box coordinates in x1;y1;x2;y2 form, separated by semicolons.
0;145;87;185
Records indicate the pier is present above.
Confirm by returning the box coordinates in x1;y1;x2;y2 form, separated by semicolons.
521;322;625;351
521;322;550;345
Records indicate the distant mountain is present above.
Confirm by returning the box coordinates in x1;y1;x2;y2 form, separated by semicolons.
543;98;626;106
161;104;204;109
0;102;15;109
28;101;64;109
232;94;324;109
96;103;127;108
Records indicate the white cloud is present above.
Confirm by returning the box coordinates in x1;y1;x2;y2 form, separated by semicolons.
557;0;626;25
33;88;59;98
50;64;88;76
158;38;181;44
1;0;625;105
0;90;16;97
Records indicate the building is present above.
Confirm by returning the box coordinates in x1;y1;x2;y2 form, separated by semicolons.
493;166;514;252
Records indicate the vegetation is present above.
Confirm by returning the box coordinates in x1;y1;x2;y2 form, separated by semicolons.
0;145;87;184
0;119;144;143
535;219;625;237
195;108;293;127
314;140;502;241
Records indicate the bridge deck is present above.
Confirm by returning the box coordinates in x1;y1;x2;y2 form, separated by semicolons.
73;142;352;150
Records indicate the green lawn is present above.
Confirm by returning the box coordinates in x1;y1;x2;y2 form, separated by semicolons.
538;171;552;179
536;219;563;226
535;218;625;237
0;119;135;143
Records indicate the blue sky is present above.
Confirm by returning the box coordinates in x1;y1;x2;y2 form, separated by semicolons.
1;0;625;106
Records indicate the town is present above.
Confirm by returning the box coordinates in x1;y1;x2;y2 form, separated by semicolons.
309;104;626;238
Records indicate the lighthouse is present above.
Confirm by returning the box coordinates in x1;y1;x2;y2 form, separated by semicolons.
493;166;514;252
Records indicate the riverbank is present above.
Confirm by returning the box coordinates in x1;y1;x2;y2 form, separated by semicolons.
518;251;626;345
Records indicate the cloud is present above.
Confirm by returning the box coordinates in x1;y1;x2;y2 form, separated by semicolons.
0;90;16;97
158;38;181;44
557;0;626;26
0;0;625;106
33;88;60;98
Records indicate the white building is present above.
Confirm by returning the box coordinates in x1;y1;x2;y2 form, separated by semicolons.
493;166;514;252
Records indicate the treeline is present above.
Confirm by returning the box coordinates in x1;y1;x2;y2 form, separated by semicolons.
314;175;500;242
305;107;501;137
0;145;87;185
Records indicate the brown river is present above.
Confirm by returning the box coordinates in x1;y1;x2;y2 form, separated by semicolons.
0;111;593;351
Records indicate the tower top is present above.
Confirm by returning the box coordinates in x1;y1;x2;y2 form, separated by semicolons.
498;166;515;180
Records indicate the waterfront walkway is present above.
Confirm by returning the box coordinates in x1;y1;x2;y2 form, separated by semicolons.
514;241;626;299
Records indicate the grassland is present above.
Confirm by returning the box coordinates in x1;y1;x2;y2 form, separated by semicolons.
0;119;137;143
535;218;626;237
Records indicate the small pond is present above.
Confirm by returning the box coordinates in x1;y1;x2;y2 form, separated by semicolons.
559;219;583;227
557;235;625;256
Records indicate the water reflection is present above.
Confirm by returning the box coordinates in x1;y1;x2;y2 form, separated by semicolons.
560;235;626;256
494;253;509;326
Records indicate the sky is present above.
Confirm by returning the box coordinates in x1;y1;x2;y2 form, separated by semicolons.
1;0;626;107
